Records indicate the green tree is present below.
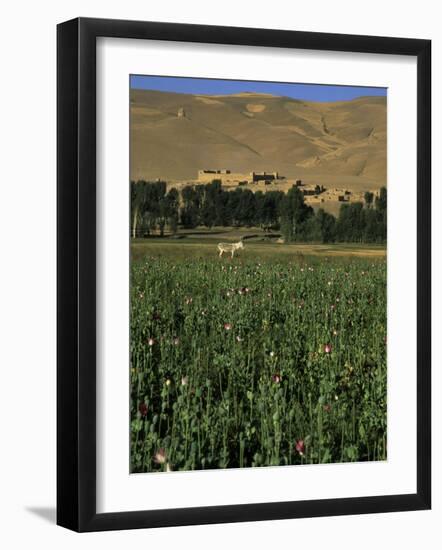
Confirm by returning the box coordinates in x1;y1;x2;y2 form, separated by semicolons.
131;180;147;238
337;202;365;242
260;191;283;229
303;215;322;242
364;208;379;242
181;186;200;228
375;187;387;212
164;187;179;235
236;189;256;226
201;181;222;228
374;187;387;242
227;189;242;226
280;186;312;242
147;181;167;235
316;208;336;243
364;191;374;209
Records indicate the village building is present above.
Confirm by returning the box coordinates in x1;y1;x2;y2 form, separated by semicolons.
197;169;281;185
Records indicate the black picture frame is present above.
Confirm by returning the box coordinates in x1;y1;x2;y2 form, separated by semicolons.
57;17;431;532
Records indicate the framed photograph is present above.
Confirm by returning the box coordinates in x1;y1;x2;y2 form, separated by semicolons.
57;17;431;532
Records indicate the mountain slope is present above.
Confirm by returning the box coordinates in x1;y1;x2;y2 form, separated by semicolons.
130;89;386;189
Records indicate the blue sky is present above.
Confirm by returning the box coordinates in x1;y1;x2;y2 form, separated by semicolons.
130;75;387;102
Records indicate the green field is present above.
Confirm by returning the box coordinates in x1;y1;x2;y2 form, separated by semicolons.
131;231;386;263
130;239;387;473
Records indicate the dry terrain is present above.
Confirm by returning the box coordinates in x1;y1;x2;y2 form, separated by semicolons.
130;89;387;214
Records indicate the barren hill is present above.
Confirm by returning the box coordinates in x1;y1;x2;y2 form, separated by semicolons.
130;89;386;191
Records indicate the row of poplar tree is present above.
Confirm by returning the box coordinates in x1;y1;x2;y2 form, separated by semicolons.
131;179;387;243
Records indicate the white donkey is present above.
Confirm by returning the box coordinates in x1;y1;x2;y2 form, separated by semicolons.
217;240;244;258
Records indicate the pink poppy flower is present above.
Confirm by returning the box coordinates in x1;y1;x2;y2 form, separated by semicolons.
324;343;332;354
153;448;167;464
295;439;305;456
224;323;232;331
272;373;282;384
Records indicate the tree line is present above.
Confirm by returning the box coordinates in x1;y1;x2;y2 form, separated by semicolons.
131;179;387;244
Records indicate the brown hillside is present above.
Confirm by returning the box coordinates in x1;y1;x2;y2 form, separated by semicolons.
130;89;386;190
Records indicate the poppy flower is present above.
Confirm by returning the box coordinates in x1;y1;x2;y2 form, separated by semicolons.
153;448;167;464
138;402;148;417
224;323;232;331
324;343;332;354
295;439;305;456
272;373;281;384
147;338;155;347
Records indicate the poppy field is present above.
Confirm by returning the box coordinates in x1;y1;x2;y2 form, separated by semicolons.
130;251;387;473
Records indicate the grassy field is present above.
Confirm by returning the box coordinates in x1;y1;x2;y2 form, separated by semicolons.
130;239;387;473
131;232;386;263
132;240;386;260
